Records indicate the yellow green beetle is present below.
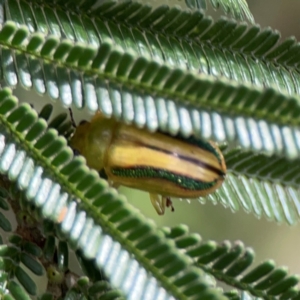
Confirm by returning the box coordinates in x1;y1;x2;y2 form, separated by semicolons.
69;112;226;215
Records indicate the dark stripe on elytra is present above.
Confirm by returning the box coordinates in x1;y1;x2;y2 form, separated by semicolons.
159;131;221;161
111;167;217;191
141;142;224;177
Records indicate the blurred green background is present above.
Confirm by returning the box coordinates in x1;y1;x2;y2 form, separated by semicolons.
123;0;300;278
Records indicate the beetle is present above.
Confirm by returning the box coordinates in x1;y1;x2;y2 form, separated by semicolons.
69;112;226;215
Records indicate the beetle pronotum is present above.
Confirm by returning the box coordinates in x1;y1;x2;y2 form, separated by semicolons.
69;112;226;215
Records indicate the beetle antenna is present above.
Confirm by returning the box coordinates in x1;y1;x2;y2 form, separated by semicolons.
69;108;76;128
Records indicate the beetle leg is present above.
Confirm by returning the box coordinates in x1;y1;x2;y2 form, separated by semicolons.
150;193;166;215
108;180;120;189
72;149;81;156
166;197;175;212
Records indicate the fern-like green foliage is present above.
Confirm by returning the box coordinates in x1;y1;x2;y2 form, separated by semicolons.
0;0;298;299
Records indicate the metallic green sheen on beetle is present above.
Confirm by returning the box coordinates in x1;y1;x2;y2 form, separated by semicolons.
70;112;226;215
